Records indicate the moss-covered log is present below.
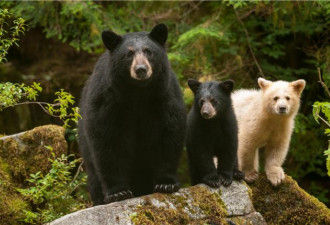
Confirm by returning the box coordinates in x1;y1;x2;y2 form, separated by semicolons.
0;125;67;225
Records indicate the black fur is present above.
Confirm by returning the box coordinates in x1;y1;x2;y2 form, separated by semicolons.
78;24;186;205
186;80;244;188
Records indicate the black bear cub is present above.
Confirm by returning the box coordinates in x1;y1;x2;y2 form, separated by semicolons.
78;24;186;205
186;79;244;188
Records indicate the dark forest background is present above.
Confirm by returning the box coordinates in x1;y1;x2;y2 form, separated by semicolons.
0;1;329;223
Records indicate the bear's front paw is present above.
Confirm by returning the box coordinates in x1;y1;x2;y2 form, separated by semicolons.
233;170;245;180
104;190;134;204
154;183;180;193
219;175;233;187
266;167;285;186
244;171;259;183
201;174;221;188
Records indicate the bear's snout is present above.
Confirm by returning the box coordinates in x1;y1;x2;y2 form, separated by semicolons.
201;102;216;119
278;105;288;114
130;53;153;81
135;64;148;79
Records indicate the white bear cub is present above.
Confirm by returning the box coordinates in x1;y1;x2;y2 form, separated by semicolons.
232;78;305;186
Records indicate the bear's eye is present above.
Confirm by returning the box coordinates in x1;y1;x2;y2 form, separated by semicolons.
273;96;279;101
210;97;217;104
199;99;205;105
127;50;135;58
143;48;152;57
286;96;290;101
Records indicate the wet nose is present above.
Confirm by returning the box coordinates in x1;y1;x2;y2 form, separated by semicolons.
135;65;147;78
279;106;287;113
202;111;210;118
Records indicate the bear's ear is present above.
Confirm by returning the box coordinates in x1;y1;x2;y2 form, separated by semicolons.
102;30;122;52
290;79;306;95
258;78;272;90
149;24;168;47
219;80;234;93
188;79;201;93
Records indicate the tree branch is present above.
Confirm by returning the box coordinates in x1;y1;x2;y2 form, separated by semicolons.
234;8;265;78
317;114;330;128
317;67;330;98
2;101;63;118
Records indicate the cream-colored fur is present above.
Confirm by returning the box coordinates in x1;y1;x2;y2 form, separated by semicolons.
232;78;305;186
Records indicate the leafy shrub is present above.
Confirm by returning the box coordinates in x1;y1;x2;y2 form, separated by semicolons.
17;146;88;224
0;8;25;63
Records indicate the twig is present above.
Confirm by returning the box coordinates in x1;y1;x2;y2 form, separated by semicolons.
317;67;330;98
234;8;265;78
8;101;62;118
70;160;84;194
182;0;205;18
71;159;84;186
317;114;330;128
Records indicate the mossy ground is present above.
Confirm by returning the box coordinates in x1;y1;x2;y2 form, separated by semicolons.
0;125;67;225
250;174;330;225
131;185;228;225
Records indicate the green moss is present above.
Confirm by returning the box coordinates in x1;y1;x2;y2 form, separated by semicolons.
189;185;227;218
131;185;228;225
0;125;66;182
0;157;30;225
251;174;330;225
0;125;67;225
131;197;190;225
229;217;249;225
246;183;253;200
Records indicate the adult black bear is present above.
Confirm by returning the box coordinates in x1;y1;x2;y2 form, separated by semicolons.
186;79;244;188
78;24;186;205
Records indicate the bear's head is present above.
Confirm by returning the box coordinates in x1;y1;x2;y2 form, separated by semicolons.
188;79;234;119
101;24;169;85
258;78;306;116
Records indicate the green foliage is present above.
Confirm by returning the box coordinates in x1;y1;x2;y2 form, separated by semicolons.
8;1;105;53
17;146;87;224
0;8;25;63
0;82;80;128
0;82;42;110
46;89;81;128
313;101;330;176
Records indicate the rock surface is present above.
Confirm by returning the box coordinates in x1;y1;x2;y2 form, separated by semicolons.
0;125;66;225
48;181;266;225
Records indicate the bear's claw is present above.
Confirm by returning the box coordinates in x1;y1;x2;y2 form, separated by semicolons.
219;175;233;187
202;174;221;188
244;171;259;183
204;180;221;188
104;190;134;204
233;170;245;180
154;183;180;193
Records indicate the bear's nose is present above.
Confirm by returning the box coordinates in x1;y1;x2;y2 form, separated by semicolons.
279;106;287;113
135;65;147;79
202;111;210;119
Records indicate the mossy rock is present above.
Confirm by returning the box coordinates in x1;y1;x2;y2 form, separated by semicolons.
132;185;228;225
0;125;67;225
48;182;266;225
250;174;330;225
0;125;66;183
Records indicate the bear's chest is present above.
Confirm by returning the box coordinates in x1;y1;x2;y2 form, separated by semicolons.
119;99;162;144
